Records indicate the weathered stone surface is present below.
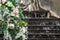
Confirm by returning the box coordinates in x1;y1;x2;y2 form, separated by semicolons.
19;0;60;18
40;0;60;17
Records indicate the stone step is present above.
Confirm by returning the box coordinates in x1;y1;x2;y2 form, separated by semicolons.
23;11;60;40
28;24;60;27
28;29;60;31
28;25;60;29
23;18;60;20
23;11;49;18
28;33;60;35
28;35;60;39
28;38;60;40
28;30;60;33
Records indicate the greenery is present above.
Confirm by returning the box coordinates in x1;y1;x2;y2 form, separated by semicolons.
0;0;27;40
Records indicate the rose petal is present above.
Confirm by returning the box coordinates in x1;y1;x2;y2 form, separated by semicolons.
13;7;19;15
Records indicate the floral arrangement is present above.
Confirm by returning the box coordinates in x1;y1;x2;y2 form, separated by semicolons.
0;0;27;40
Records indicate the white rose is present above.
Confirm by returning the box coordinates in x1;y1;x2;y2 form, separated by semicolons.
8;23;15;29
22;27;27;33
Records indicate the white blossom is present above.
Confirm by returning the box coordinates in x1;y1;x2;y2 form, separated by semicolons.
15;27;27;40
0;0;6;4
8;23;15;29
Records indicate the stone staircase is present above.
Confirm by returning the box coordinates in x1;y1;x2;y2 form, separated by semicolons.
23;11;60;40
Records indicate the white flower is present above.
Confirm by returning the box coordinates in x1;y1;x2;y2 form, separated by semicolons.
0;0;6;4
15;27;27;39
2;0;6;4
22;35;25;40
21;27;27;33
8;23;15;29
15;33;22;39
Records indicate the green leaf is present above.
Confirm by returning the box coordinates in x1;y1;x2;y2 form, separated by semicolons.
8;0;18;7
2;8;9;14
19;9;23;14
0;4;2;7
2;4;7;8
19;20;27;27
0;21;2;27
0;14;2;20
19;9;24;19
6;1;14;7
3;22;7;32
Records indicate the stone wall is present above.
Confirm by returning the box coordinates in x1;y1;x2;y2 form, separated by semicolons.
19;0;60;18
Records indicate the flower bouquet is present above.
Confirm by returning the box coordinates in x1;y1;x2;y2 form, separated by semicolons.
0;0;27;40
